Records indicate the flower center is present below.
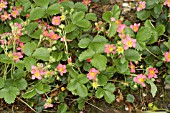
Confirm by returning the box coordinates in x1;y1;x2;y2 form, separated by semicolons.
59;68;64;72
138;78;144;83
55;19;58;23
168;53;170;59
149;70;155;75
0;3;5;8
127;40;132;47
35;72;40;77
90;72;95;76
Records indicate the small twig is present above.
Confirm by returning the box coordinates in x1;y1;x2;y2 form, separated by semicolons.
17;97;37;113
86;101;105;112
145;48;159;59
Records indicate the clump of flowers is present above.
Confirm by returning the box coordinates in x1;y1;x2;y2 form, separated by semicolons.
122;36;136;50
57;64;67;76
0;0;7;11
31;63;46;80
52;16;61;26
87;68;99;80
104;44;116;54
164;0;170;7
1;11;11;21
133;74;147;87
137;1;146;11
164;51;170;62
49;31;60;40
130;23;140;32
147;68;158;79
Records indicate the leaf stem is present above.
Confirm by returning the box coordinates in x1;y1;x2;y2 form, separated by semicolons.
145;48;159;59
86;101;105;112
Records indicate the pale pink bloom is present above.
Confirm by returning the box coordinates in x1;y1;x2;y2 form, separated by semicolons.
13;52;23;62
164;0;170;7
0;0;7;11
13;6;22;11
104;44;116;54
52;16;61;26
118;33;126;38
1;11;11;21
57;64;67;76
11;9;20;18
164;51;170;62
44;103;53;109
43;30;49;37
17;42;24;51
87;68;99;80
67;57;72;64
137;1;146;12
82;0;91;5
31;65;46;80
129;62;136;73
110;17;115;22
130;23;140;32
60;36;72;42
49;31;60;40
133;74;147;87
117;24;126;34
147;68;158;79
122;36;136;50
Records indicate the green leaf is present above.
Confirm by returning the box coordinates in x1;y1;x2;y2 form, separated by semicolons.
148;80;157;97
77;97;86;110
146;0;159;9
108;22;117;38
137;10;150;20
154;4;162;14
0;54;13;64
144;20;155;30
13;69;24;79
156;24;165;36
97;75;108;86
23;42;36;56
93;35;108;43
125;49;140;61
75;19;91;28
67;79;77;91
0;77;4;88
79;49;95;62
95;87;104;99
77;83;88;97
26;22;38;34
104;91;115;103
57;103;67;113
114;60;129;74
60;1;74;10
147;31;158;44
136;27;152;42
126;94;135;103
165;75;170;84
78;38;91;48
89;43;105;54
72;11;85;24
14;78;27;90
29;29;42;39
32;47;50;61
104;83;116;92
23;57;37;72
33;0;49;8
64;23;76;33
46;3;62;15
91;54;107;71
29;7;45;20
22;89;36;98
85;13;97;21
102;11;112;23
20;35;31;43
74;2;88;12
111;5;120;19
77;74;89;84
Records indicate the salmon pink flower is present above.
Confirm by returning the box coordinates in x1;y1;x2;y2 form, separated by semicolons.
87;68;99;80
133;74;147;87
13;52;23;62
117;24;126;34
164;51;170;62
52;16;61;26
137;1;146;12
11;9;19;18
147;68;158;79
164;0;170;7
104;44;116;54
130;23;140;32
49;31;60;40
31;64;46;80
86;58;92;62
1;11;11;21
43;30;49;37
57;64;67;76
129;62;136;73
82;0;91;5
122;36;136;50
115;20;122;25
0;0;7;11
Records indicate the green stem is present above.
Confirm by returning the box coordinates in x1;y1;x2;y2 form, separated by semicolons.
145;48;159;59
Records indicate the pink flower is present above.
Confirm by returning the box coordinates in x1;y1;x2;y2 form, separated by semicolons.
0;0;7;11
164;51;170;62
17;42;24;51
31;64;46;80
1;11;11;21
122;36;136;50
130;23;140;32
164;0;170;7
11;9;20;18
13;52;23;62
104;44;116;54
57;64;67;76
129;62;136;73
43;30;49;37
110;17;115;22
44;103;53;109
115;20;122;25
147;68;158;79
49;31;60;40
137;1;146;12
87;68;99;80
82;0;91;5
52;16;61;26
133;74;147;87
117;24;126;34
